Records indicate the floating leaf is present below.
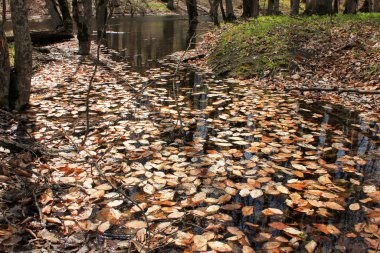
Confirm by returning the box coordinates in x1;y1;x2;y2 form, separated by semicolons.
208;241;233;252
262;208;283;216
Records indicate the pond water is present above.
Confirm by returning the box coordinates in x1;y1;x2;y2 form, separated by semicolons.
105;15;211;73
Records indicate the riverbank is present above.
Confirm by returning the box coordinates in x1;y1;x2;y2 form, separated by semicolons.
0;18;379;251
176;13;380;115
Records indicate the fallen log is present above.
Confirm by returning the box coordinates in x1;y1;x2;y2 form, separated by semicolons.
286;87;380;94
7;31;73;46
0;137;75;154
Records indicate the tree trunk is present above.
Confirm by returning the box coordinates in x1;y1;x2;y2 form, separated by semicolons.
186;0;198;24
291;0;300;14
96;0;108;39
242;0;259;18
57;0;73;33
304;0;315;14
10;0;32;110
315;0;332;14
72;0;92;55
344;0;358;13
375;0;380;11
305;0;333;14
167;0;175;10
267;0;274;14
359;0;370;11
0;1;10;109
210;0;219;25
333;0;339;13
225;0;236;21
220;0;226;21
44;0;63;29
274;0;280;14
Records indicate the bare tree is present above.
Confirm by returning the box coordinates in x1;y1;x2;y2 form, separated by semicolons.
96;0;109;39
210;0;220;25
344;0;358;13
0;0;10;109
10;0;32;110
57;0;73;33
305;0;333;14
44;0;63;29
44;0;73;33
291;0;300;15
242;0;259;18
268;0;280;15
186;0;198;24
167;0;175;10
225;0;235;21
72;0;93;55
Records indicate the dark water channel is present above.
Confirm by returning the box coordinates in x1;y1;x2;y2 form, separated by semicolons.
105;15;211;73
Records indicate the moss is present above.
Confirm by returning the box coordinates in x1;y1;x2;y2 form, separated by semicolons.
147;0;170;13
209;13;380;78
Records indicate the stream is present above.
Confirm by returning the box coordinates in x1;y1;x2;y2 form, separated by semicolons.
27;15;380;252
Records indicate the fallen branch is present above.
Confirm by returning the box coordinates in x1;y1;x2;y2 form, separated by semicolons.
286;86;380;94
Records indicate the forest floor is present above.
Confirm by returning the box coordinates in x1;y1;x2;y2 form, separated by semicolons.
0;14;380;253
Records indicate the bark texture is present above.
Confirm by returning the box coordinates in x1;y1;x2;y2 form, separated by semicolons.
10;0;32;110
57;0;73;33
242;0;259;18
291;0;300;15
344;0;358;13
305;0;333;14
210;0;220;25
225;0;235;21
186;0;198;24
73;0;93;55
96;0;108;39
0;3;10;109
44;0;63;29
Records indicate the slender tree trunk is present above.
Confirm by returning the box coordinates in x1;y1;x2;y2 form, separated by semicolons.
315;0;332;14
344;0;358;13
225;0;236;21
96;0;108;39
72;0;92;55
167;0;175;10
186;0;198;24
359;0;370;11
211;0;219;25
0;0;10;109
305;0;333;14
291;0;300;14
374;0;380;11
267;0;274;14
57;0;73;33
333;0;339;13
274;0;280;14
253;0;259;17
10;0;32;110
44;0;63;29
220;0;226;21
304;0;315;14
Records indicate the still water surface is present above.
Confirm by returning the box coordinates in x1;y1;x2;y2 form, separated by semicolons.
105;15;211;72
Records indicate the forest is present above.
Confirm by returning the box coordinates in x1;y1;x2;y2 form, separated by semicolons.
0;0;379;252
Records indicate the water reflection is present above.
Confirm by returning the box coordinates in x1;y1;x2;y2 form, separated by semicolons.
106;15;210;73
